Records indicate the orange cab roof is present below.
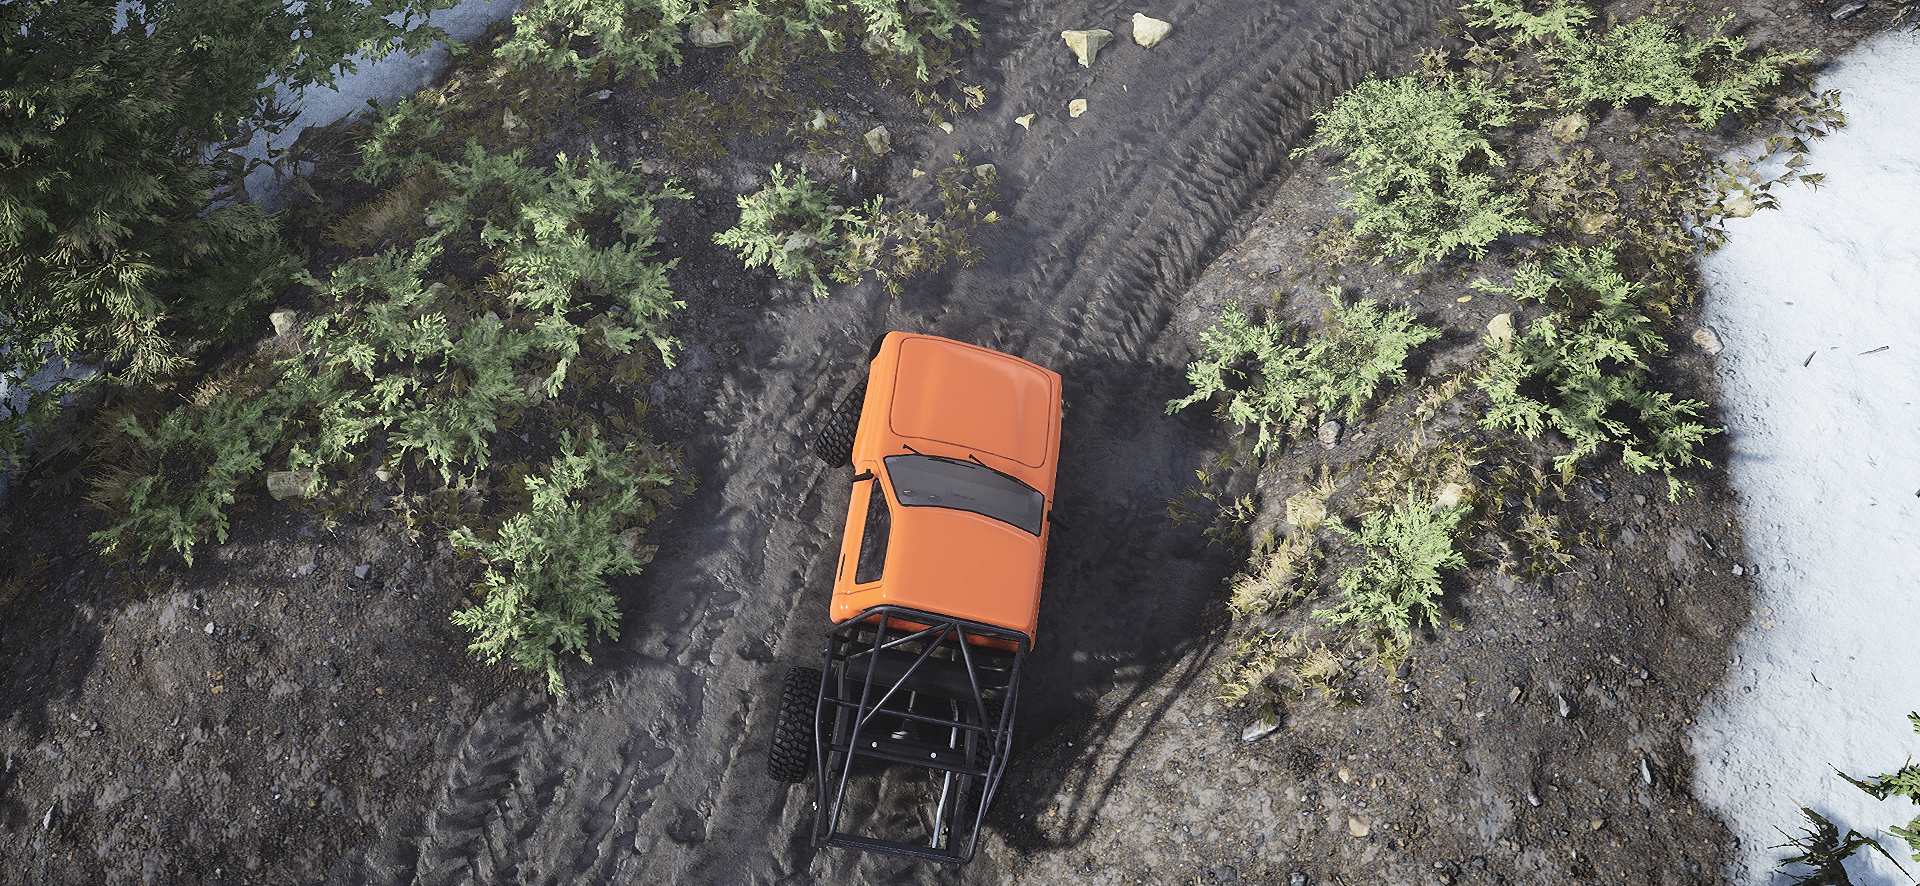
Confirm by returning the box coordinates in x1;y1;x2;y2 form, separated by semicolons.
831;333;1063;644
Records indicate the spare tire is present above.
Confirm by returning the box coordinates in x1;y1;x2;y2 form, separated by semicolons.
812;379;866;467
767;666;821;783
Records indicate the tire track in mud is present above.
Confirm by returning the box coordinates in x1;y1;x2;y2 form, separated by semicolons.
332;2;1451;883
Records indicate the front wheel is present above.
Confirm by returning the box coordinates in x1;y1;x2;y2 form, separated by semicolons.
767;666;821;783
812;380;866;467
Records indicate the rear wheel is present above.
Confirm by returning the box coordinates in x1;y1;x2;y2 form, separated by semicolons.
812;379;866;467
768;666;822;783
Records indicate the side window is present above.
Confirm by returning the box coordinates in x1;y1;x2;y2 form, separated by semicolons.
855;479;890;584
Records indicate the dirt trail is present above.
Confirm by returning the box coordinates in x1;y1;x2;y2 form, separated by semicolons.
328;2;1454;882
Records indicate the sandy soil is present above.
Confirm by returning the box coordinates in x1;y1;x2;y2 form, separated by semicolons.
0;1;1900;884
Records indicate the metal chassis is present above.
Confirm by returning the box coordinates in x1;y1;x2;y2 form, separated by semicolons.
811;605;1025;863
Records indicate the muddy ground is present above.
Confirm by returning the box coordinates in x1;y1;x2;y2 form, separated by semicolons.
0;0;1900;883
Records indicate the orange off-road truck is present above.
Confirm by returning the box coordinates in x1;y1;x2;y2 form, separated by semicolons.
766;331;1063;864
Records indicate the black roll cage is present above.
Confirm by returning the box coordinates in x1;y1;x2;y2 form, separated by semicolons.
812;605;1026;863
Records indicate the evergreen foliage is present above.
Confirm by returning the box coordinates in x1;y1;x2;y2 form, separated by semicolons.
0;0;456;467
1835;712;1920;862
1167;291;1439;458
450;427;674;694
716;157;999;297
1315;488;1469;649
498;0;977;84
1470;246;1719;499
1465;0;1813;129
1290;70;1537;272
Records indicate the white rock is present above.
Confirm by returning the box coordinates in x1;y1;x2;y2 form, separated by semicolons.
1318;420;1341;449
1692;326;1724;355
1016;113;1036;130
688;10;739;47
1132;13;1173;48
1061;29;1113;67
1487;312;1514;349
864;125;891;155
1068;98;1087;118
269;309;298;337
939;121;953;133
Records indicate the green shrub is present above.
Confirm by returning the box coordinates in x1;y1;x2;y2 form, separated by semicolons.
717;157;999;296
0;0;454;467
1168;290;1439;458
498;0;977;84
499;0;696;83
1465;0;1814;129
449;427;674;694
831;157;999;294
87;366;296;567
1314;487;1468;649
1836;712;1920;862
714;163;845;298
286;142;684;484
1290;71;1537;272
1470;246;1719;499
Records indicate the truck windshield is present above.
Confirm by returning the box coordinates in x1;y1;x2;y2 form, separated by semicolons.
884;454;1045;536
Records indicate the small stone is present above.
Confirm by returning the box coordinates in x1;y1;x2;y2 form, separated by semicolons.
1132;13;1173;48
589;89;613;101
205;622;216;635
1061;29;1114;67
1732;564;1744;576
375;469;392;483
267;470;316;501
1508;685;1522;704
269;309;298;336
1590;818;1606;831
939;122;953;133
1337;767;1354;783
1395;661;1412;680
1016;113;1036;130
1318;420;1341;449
1692;326;1724;355
1487;312;1514;349
864;125;891;156
354;564;371;580
501;109;528;139
1526;791;1541;807
1549;112;1590;143
1241;703;1281;742
1290;874;1309;886
1556;691;1573;718
1722;191;1756;218
688;9;740;47
1831;1;1866;21
1435;482;1468;510
1640;757;1654;785
1347;815;1370;837
1068;98;1087;118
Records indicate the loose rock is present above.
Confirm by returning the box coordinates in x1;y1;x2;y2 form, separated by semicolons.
1068;98;1087;118
1318;420;1341;449
1347;815;1370;837
1132;13;1173;48
1241;703;1281;742
688;9;740;47
1487;312;1514;349
1692;326;1724;355
864;125;891;156
1061;29;1113;67
1016;113;1036;130
269;309;298;336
